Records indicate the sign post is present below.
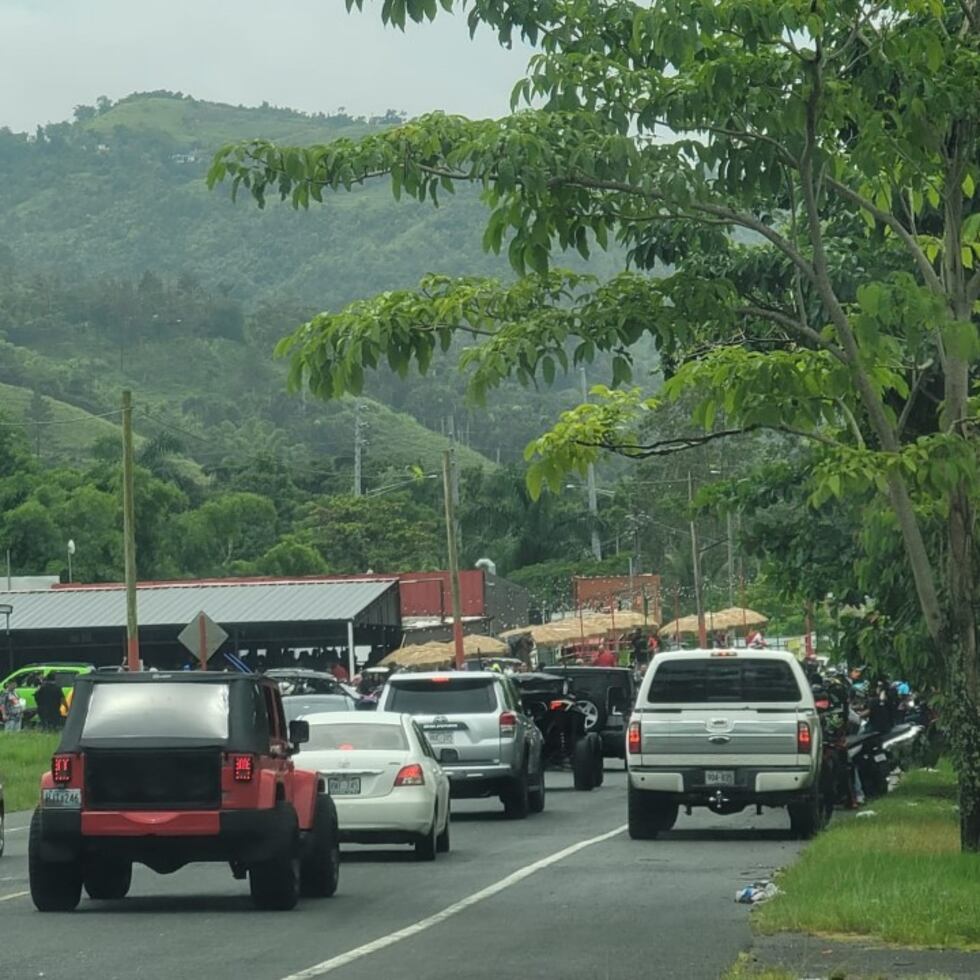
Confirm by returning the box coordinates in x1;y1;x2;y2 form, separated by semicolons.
178;612;229;671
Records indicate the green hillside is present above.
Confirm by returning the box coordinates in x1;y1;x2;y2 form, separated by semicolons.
0;382;132;463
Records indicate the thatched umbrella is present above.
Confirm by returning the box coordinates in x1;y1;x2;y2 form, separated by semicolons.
460;633;509;656
706;607;769;632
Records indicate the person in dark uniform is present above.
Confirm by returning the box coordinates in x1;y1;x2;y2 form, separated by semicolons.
34;675;67;730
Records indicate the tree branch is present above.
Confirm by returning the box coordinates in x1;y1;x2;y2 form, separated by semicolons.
739;305;848;362
825;176;946;298
549;175;818;282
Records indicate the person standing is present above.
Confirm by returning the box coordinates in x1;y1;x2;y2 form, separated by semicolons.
34;675;67;730
1;679;25;732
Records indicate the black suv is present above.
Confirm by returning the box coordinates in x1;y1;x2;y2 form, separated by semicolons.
30;672;339;912
543;666;636;760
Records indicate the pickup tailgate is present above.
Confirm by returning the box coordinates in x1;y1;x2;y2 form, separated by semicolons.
639;707;807;767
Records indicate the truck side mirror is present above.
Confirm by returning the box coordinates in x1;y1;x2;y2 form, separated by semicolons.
288;719;310;747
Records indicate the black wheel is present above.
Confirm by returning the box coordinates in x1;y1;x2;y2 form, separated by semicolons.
529;769;546;814
28;809;82;911
300;796;340;898
436;807;451;853
573;736;597;791
788;788;825;840
415;810;438;861
627;783;678;840
84;860;132;900
591;734;605;787
249;805;300;910
575;698;606;733
502;764;531;818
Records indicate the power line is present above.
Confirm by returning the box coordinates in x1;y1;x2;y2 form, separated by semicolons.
0;408;123;427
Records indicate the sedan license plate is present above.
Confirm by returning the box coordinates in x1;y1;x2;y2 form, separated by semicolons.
42;787;81;809
425;730;455;746
327;776;361;796
704;770;735;787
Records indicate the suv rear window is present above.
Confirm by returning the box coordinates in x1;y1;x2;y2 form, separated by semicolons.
387;678;498;714
81;683;231;740
647;658;802;703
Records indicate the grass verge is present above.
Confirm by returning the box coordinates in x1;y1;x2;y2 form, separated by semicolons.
0;731;60;811
755;763;980;948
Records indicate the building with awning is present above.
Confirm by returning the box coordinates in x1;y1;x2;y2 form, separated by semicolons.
0;577;401;673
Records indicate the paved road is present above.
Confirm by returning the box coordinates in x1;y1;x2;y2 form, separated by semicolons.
1;769;801;980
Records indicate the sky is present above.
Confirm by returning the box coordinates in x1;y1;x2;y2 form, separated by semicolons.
0;0;534;132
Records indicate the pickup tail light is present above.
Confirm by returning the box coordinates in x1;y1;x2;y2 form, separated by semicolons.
797;721;812;754
627;721;642;755
232;754;255;782
52;754;73;784
499;711;517;737
395;763;424;787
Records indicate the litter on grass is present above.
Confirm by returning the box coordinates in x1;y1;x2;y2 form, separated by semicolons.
855;810;877;818
735;881;780;904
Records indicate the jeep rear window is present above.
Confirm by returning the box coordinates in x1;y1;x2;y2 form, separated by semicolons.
647;659;802;703
387;678;497;714
81;683;231;740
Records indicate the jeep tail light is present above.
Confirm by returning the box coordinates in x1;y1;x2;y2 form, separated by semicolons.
52;754;73;784
232;754;254;782
815;698;830;711
549;700;568;711
627;721;642;755
797;721;812;754
499;711;517;737
394;763;424;787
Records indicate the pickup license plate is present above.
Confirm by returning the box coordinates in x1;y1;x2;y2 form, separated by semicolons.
425;730;455;745
42;787;81;809
327;776;361;796
704;770;735;786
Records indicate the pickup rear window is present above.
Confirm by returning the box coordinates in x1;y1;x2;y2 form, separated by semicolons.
387;678;497;714
647;658;802;703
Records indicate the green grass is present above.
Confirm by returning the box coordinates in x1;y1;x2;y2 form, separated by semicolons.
756;763;980;949
723;954;951;980
0;731;60;812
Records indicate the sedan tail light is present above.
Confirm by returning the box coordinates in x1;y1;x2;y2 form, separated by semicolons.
232;754;255;782
394;763;425;787
499;711;517;737
52;754;73;784
797;721;812;754
627;721;642;755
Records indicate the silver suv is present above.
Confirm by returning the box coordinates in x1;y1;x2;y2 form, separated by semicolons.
378;671;545;818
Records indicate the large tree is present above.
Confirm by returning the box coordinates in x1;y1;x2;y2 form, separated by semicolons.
209;0;980;847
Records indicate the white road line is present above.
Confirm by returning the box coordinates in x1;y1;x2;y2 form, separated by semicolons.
280;823;627;980
0;891;28;903
6;826;28;834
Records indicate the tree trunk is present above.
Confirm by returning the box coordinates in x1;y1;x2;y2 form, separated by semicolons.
946;480;980;851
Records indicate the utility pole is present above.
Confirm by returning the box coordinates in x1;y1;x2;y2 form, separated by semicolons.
580;368;602;561
688;470;707;648
353;400;363;497
122;390;140;671
447;414;461;554
726;510;735;607
442;450;465;668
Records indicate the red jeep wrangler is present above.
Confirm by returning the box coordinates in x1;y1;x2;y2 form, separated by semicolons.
29;671;339;911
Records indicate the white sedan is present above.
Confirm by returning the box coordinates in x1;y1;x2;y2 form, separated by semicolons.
296;711;451;860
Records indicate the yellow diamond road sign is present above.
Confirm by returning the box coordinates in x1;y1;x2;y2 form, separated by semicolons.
178;611;229;661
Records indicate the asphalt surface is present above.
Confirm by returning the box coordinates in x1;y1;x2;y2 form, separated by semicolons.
1;768;802;980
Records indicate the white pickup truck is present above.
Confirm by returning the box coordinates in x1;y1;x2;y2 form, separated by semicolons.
626;649;826;839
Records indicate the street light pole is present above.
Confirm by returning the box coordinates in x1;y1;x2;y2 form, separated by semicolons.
442;450;465;669
0;603;12;674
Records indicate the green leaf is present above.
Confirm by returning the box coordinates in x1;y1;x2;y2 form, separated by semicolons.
963;173;976;200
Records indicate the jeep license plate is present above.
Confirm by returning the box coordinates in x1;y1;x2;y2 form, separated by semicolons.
42;787;81;809
327;776;361;796
704;770;735;786
426;730;455;745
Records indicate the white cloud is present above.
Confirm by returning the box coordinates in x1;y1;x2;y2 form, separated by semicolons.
0;0;533;131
